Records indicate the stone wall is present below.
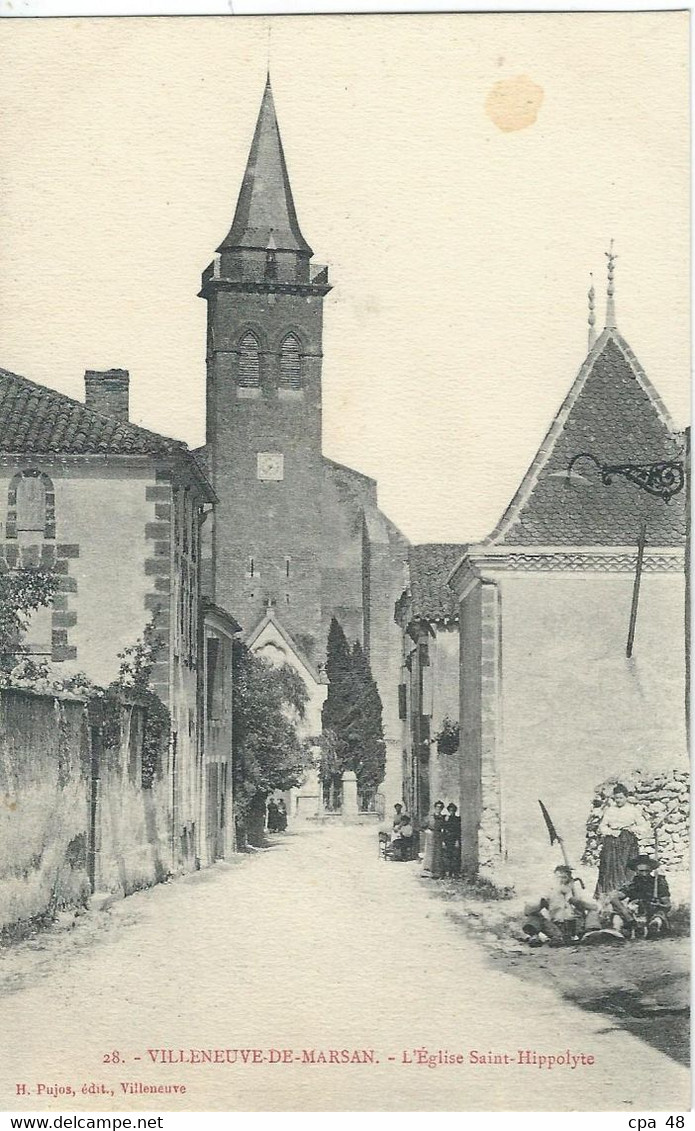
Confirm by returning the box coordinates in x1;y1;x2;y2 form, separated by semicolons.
584;769;690;872
0;688;174;937
0;689;90;935
93;701;172;895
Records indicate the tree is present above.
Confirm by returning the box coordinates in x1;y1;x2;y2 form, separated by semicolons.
321;617;386;804
232;639;311;847
349;641;386;796
320;618;353;803
0;566;58;671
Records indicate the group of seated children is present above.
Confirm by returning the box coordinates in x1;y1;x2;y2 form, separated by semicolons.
522;856;671;948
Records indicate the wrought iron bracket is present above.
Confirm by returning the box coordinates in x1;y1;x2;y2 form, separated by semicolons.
566;452;685;502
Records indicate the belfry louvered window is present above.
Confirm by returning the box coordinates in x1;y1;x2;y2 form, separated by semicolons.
238;331;260;387
279;333;302;390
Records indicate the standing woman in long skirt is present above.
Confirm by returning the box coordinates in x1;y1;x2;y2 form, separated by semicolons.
421;800;446;879
595;783;648;896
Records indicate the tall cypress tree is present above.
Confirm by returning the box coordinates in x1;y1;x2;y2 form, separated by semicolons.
321;617;386;798
322;618;352;725
349;641;386;793
321;617;353;779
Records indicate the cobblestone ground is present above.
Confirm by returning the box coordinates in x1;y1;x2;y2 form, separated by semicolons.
0;824;689;1112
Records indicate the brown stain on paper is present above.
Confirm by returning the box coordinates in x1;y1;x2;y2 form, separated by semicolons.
485;74;544;133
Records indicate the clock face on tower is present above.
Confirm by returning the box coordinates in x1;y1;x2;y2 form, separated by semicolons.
257;452;284;481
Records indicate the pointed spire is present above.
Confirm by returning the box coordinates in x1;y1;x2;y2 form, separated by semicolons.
218;77;312;257
605;239;618;330
587;272;596;350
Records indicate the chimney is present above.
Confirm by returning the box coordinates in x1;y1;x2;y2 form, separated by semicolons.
84;369;130;421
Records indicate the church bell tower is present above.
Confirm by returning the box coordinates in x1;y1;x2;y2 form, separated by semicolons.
200;77;332;656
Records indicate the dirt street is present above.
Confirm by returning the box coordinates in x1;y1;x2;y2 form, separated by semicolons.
0;824;689;1112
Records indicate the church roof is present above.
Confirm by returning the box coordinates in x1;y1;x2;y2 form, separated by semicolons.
407;543;468;624
322;457;377;489
218;76;312;257
487;329;686;547
246;608;326;685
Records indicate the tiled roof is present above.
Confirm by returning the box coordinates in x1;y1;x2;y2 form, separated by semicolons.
0;367;187;457
490;331;686;547
408;543;468;623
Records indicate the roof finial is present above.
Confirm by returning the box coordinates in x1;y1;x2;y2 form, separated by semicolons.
587;272;596;350
605;238;618;330
266;24;272;84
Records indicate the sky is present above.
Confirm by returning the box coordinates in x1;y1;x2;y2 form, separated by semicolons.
0;12;689;543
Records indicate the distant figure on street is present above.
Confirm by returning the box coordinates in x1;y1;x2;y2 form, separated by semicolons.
523;864;597;947
421;800;445;878
442;802;461;876
266;797;279;833
595;784;649;896
392;808;414;862
276;798;288;832
611;855;671;938
390;804;404;859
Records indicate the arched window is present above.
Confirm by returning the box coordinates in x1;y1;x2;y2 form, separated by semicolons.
238;331;260;388
7;469;55;540
17;475;46;533
279;333;302;390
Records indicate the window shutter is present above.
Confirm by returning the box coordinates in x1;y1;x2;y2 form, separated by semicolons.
279;333;302;389
238;332;260;387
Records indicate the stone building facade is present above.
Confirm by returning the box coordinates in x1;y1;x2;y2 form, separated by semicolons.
395;544;465;822
197;78;409;809
0;365;232;872
448;314;688;889
201;599;241;863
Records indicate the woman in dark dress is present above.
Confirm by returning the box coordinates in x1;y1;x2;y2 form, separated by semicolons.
442;802;461;877
266;797;279;833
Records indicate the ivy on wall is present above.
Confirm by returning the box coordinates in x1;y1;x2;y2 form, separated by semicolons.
0;567;58;671
1;620;171;791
